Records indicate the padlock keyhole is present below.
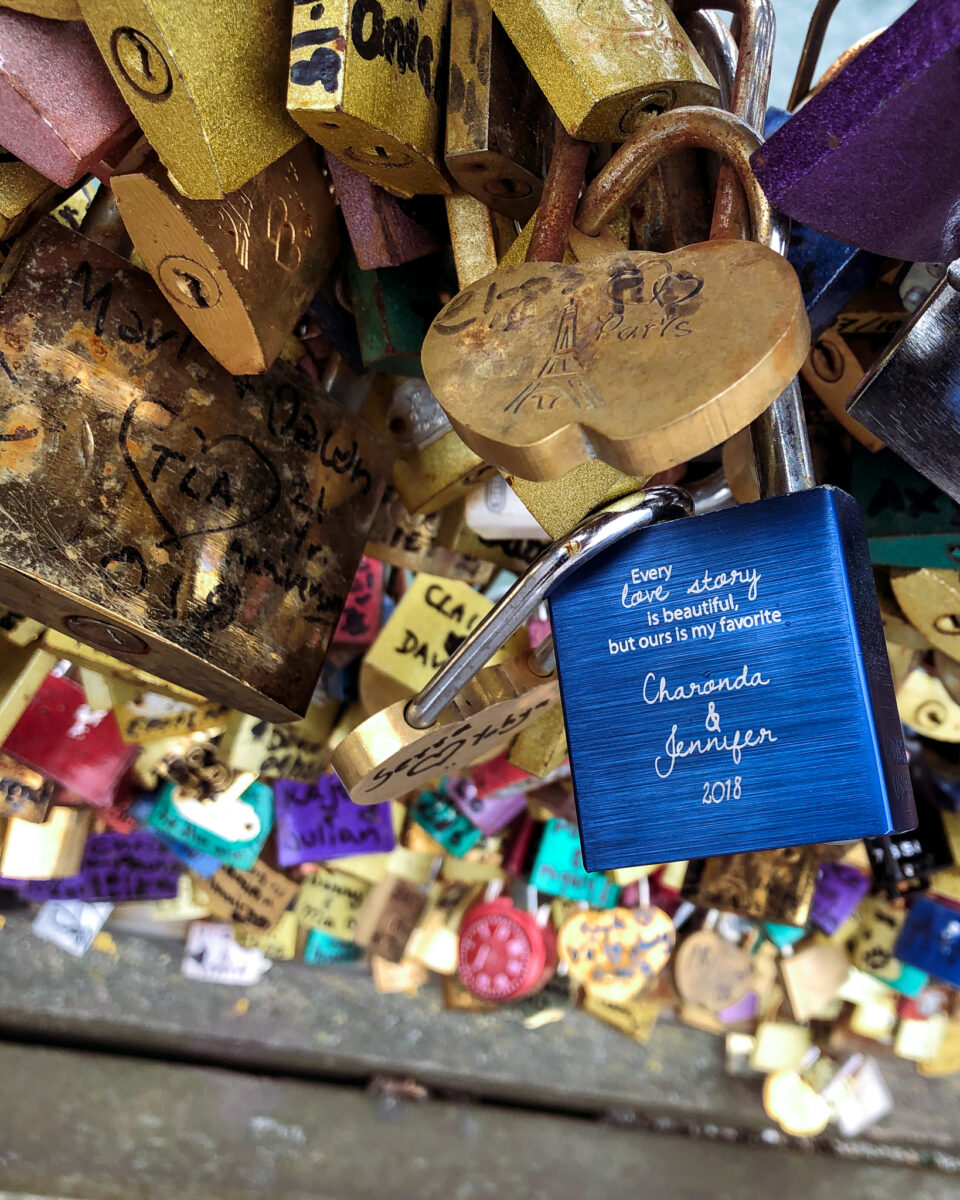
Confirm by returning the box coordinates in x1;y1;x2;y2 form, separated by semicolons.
934;613;960;635
174;269;210;309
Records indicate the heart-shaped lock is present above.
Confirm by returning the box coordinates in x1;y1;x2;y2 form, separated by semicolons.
422;108;809;480
558;905;675;1003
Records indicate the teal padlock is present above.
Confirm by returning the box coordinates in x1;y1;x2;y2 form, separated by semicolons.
529;819;620;907
304;929;363;965
410;782;483;857
147;779;274;871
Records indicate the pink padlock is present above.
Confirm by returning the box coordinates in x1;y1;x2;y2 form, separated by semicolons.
0;11;136;186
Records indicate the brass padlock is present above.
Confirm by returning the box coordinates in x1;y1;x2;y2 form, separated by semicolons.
365;486;496;584
422;107;809;480
287;0;451;198
0;220;386;722
78;0;303;199
681;847;821;926
891;569;960;666
0;148;58;242
112;142;340;374
1;805;91;879
445;0;553;222
488;0;718;141
0;750;54;824
445;188;516;289
353;869;432;962
2;1;79;15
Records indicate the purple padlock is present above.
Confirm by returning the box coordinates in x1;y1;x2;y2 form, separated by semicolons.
751;0;960;264
18;831;181;904
274;774;396;868
446;776;528;837
810;861;872;936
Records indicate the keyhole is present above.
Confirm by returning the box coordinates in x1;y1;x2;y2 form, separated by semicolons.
175;268;210;309
110;27;173;99
934;613;960;635
811;338;845;383
919;701;947;727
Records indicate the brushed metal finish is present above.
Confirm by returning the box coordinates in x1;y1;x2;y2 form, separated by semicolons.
848;268;960;506
549;487;914;870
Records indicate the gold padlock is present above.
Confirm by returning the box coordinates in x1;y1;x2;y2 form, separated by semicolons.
1;0;80;15
78;0;303;199
0;148;58;241
365;486;496;585
488;0;717;141
0;606;44;647
359;571;526;712
506;701;567;777
0;641;56;743
445;0;552;222
682;847;820;926
1;805;91;879
42;631;205;707
294;866;372;940
112;142;340;374
216;700;341;780
107;684;230;745
801;330;885;452
0;220;386;722
287;0;451;197
354;871;430;961
0;750;54;824
435;499;547;576
891;568;960;665
445;188;517;289
896;667;960;743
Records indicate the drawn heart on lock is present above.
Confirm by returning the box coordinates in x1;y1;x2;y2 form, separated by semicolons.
119;398;281;546
421;244;809;480
558;906;675;1004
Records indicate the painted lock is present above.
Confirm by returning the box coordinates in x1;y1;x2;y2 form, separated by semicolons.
751;0;960;264
487;0;718;142
287;0;451;197
0;220;386;722
78;0;302;199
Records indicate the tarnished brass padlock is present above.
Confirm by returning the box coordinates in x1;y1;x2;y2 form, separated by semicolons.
488;0;717;141
445;0;553;222
0;750;54;824
287;0;451;197
0;220;386;722
422;108;809;480
445;188;516;289
79;1;303;199
891;569;960;667
112;142;340;374
681;847;821;926
0;148;58;242
365;486;496;584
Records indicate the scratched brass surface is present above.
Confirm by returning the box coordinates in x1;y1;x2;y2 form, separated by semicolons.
422;244;808;480
0;220;386;722
287;0;451;197
445;0;552;222
112;142;340;374
487;0;717;141
333;652;559;803
682;847;820;925
78;0;302;199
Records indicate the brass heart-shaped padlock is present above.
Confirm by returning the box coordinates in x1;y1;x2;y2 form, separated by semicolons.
558;905;675;1003
421;108;809;480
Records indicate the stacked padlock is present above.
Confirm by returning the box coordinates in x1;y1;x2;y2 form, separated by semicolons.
0;0;960;1140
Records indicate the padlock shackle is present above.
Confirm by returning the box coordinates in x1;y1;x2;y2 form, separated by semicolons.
788;0;843;110
683;11;737;112
403;486;693;730
575;108;785;253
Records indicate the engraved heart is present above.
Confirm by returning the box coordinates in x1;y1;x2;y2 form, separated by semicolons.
421;243;809;480
558;906;674;1003
120;398;281;547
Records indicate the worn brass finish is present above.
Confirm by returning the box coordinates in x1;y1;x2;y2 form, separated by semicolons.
435;501;547;575
682;847;820;925
423;243;808;480
446;0;552;222
393;434;494;518
506;701;566;777
488;0;717;142
891;569;960;667
333;652;559;803
0;750;54;823
78;0;302;199
0;607;43;647
801;331;884;452
0;221;386;722
445;189;516;289
365;488;496;584
673;929;756;1013
1;0;79;15
287;0;451;197
41;631;204;706
112;143;340;374
0;148;58;241
503;461;650;539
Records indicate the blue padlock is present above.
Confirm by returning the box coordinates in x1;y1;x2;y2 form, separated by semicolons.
895;893;960;988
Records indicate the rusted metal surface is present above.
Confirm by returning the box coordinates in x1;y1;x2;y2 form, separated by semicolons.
525;120;590;265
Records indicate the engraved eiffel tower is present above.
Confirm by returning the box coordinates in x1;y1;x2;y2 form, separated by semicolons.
504;300;603;415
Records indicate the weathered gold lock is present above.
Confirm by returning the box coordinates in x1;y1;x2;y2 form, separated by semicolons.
445;188;516;289
445;0;553;222
112;142;340;374
422;107;810;480
287;0;451;197
488;0;718;141
78;0;303;199
364;486;496;584
0;220;386;722
681;847;821;926
0;148;58;242
354;871;431;961
0;750;54;823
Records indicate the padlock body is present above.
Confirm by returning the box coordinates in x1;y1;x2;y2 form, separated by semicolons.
549;486;915;869
848;273;960;509
895;894;960;988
